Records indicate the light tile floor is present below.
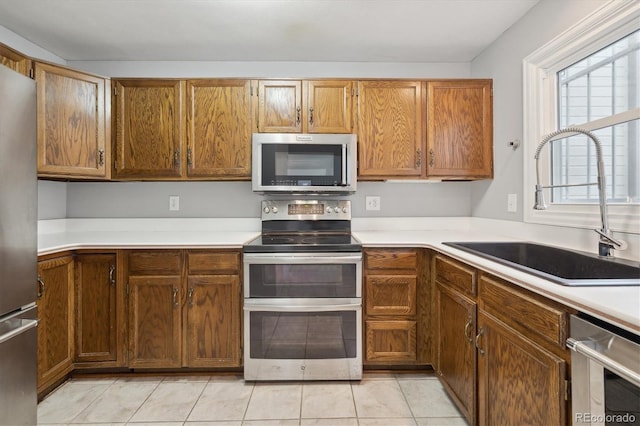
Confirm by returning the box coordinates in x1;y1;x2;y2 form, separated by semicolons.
38;373;468;426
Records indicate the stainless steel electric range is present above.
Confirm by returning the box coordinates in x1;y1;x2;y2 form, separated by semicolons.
243;199;362;381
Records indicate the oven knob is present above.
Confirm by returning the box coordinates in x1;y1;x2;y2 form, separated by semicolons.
326;207;332;214
263;207;270;214
271;206;278;213
334;207;341;213
342;207;348;214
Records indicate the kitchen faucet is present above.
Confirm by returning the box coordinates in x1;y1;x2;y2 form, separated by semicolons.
533;127;623;257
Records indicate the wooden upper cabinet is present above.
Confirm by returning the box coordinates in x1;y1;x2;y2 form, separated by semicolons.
426;80;493;179
357;80;424;178
35;62;109;179
305;80;353;133
113;79;184;179
0;43;32;77
185;79;252;178
257;79;354;133
258;80;302;132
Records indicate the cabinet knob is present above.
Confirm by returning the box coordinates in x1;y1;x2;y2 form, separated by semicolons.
188;288;194;307
416;149;422;168
173;149;180;169
187;148;193;168
98;149;105;166
172;287;179;308
296;106;301;125
464;316;473;343
309;107;314;125
429;149;435;168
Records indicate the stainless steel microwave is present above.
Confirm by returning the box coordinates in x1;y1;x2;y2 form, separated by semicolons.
252;133;357;194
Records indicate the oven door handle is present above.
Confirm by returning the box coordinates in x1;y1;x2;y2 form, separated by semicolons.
567;337;640;388
243;254;362;264
244;302;361;313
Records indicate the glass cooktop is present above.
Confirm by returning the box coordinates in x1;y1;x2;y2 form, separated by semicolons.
243;233;362;253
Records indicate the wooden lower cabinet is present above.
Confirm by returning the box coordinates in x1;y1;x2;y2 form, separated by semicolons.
124;249;242;369
37;255;74;393
436;283;476;424
477;311;566;426
184;250;241;367
363;248;429;365
75;253;123;366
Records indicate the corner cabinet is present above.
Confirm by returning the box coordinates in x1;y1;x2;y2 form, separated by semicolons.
112;79;185;179
257;79;354;133
35;62;110;179
357;81;424;178
37;255;75;394
426;80;493;179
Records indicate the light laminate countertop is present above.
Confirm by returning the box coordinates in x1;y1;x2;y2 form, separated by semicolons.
38;217;640;335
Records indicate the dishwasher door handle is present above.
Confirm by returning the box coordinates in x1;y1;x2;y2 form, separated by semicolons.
567;337;640;388
0;319;38;345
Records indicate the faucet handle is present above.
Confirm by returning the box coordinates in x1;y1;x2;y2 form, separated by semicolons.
594;229;626;257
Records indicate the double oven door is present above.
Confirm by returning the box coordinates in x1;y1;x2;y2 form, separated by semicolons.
243;252;362;381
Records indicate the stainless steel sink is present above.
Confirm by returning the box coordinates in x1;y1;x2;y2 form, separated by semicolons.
443;242;640;286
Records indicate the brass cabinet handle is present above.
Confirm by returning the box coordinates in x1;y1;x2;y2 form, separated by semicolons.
187;148;193;168
464;316;473;343
109;264;116;286
37;275;45;299
296;106;301;125
309;107;314;125
416;149;422;168
188;288;194;307
98;149;105;166
475;328;485;356
173;149;180;169
429;149;434;168
172;287;179;308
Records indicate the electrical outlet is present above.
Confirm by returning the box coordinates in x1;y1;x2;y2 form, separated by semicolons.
365;196;381;211
169;195;180;211
507;193;517;213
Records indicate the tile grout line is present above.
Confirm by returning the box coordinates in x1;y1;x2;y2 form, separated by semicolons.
181;375;213;424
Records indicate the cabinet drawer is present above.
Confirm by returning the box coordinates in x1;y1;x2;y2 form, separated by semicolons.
365;249;417;271
187;251;240;275
365;275;416;316
434;255;477;297
365;320;417;362
479;274;569;349
126;251;182;275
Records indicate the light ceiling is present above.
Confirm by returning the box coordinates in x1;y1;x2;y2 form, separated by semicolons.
0;0;539;62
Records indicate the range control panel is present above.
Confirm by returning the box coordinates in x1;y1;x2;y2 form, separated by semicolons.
261;200;351;220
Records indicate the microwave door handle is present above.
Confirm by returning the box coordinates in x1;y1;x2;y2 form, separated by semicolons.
341;143;347;186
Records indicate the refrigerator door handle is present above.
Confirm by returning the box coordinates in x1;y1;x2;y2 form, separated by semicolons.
0;319;38;344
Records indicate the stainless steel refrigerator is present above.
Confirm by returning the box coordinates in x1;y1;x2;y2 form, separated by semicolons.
0;65;38;425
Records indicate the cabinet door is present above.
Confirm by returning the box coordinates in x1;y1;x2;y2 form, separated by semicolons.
306;80;353;133
75;254;118;364
186;79;252;178
357;81;424;178
126;250;183;368
35;62;108;178
365;275;416;316
0;43;32;76
258;80;302;132
426;80;493;178
113;80;184;179
185;275;241;367
365;320;417;362
436;284;476;424
37;256;74;391
477;312;566;426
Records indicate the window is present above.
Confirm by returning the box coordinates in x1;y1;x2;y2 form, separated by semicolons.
523;1;640;233
554;30;639;204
